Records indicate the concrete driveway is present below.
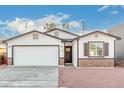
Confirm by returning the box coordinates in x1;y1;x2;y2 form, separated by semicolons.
0;66;58;87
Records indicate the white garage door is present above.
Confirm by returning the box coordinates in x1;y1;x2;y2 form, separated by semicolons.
13;46;59;66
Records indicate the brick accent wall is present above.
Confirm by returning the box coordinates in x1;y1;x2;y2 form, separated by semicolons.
59;58;64;65
7;58;12;65
79;58;114;67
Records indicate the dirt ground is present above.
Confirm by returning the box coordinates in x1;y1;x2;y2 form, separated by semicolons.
59;67;124;88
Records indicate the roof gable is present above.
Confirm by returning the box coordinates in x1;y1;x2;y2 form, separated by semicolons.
45;28;79;37
74;31;121;40
3;30;65;42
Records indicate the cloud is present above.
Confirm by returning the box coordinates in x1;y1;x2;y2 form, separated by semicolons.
98;6;121;15
8;17;40;33
98;5;110;11
66;21;81;28
0;13;83;37
0;20;9;25
35;13;70;27
8;13;72;34
0;21;19;39
98;5;124;12
109;10;119;14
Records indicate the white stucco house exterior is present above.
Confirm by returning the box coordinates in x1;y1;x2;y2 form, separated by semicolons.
3;28;120;67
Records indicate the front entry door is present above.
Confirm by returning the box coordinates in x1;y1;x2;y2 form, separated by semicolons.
65;46;72;63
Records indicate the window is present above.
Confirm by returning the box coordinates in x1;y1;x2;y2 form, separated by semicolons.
89;42;103;57
66;48;70;52
33;34;38;39
54;32;59;37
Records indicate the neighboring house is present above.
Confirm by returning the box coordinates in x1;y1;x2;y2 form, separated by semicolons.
0;39;6;64
3;28;120;67
108;23;124;61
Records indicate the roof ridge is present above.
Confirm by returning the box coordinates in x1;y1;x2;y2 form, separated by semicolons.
45;28;79;36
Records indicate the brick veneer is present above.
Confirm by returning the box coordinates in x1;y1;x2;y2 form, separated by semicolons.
79;58;114;67
7;58;12;65
59;58;64;65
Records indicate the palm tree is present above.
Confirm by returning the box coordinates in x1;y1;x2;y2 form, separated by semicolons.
63;23;69;30
45;23;56;31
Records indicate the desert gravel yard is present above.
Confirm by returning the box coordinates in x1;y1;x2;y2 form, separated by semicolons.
0;66;58;87
59;67;124;88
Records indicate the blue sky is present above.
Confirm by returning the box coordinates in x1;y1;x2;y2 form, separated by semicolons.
0;5;124;38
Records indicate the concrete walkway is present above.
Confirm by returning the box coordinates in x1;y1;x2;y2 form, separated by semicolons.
59;67;124;88
0;66;58;87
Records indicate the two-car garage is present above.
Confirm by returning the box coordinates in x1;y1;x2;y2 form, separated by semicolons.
4;30;63;66
13;45;59;66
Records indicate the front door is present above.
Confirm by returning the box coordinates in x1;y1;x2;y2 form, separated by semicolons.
65;46;72;63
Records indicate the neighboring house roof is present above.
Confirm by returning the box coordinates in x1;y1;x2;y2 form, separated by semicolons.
73;31;121;40
108;22;124;38
108;22;124;32
3;30;66;42
45;28;79;37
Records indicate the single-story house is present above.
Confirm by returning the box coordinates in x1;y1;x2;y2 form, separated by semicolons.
3;28;120;67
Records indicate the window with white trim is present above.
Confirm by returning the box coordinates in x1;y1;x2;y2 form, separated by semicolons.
89;42;103;57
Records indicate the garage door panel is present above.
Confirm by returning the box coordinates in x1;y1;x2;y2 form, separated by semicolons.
13;46;58;66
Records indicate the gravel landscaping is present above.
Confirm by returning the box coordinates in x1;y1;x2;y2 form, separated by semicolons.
59;67;124;88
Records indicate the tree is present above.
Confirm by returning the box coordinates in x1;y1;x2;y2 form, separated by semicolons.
45;23;56;31
63;23;69;30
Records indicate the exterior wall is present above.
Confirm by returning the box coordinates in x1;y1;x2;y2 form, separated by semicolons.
74;32;116;67
6;32;64;65
65;42;72;46
60;43;64;58
114;40;124;60
116;60;124;66
46;29;78;39
72;40;77;67
59;58;64;65
7;58;12;65
78;33;116;59
79;58;114;67
108;25;124;60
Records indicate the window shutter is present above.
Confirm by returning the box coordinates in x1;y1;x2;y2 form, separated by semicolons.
104;43;109;56
84;43;89;56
